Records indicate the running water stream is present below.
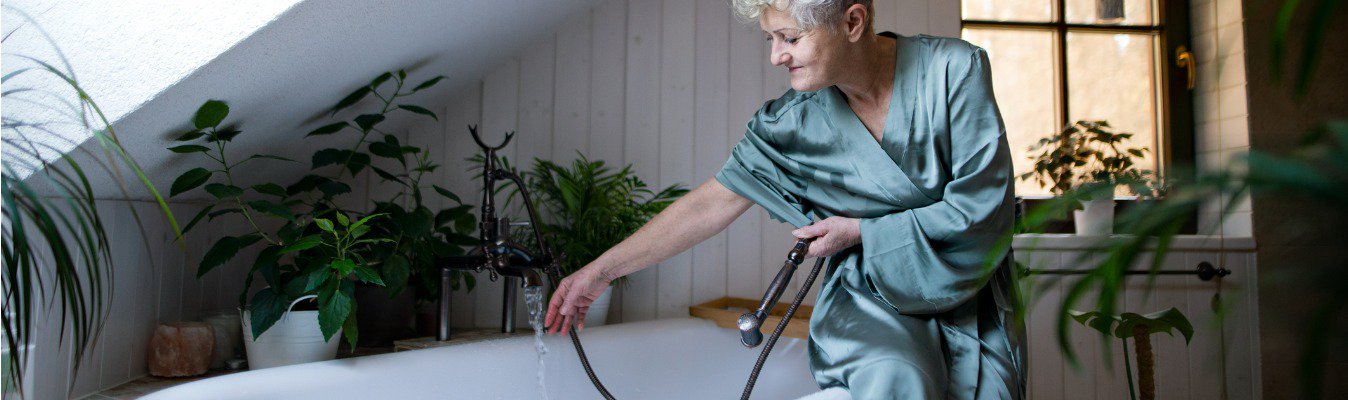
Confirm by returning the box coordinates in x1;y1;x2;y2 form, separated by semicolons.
524;286;551;400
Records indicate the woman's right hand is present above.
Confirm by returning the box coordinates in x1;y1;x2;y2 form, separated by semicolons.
544;264;616;336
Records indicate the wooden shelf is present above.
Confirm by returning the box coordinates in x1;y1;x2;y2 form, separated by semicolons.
689;297;812;340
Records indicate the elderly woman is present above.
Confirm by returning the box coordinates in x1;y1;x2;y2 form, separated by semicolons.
544;1;1024;398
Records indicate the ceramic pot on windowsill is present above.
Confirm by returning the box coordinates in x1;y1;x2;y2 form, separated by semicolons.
1073;196;1116;235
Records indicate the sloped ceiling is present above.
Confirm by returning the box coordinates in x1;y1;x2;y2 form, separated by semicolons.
6;0;599;198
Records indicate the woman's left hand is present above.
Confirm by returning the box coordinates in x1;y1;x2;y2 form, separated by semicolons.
790;216;862;258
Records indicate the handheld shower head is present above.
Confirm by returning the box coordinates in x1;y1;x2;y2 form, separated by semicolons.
738;238;812;348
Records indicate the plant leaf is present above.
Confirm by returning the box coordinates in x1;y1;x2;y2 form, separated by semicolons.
369;142;403;161
331;87;370;114
180;204;214;235
352;266;385;286
354;114;386;131
209;126;242;142
204;183;245;199
369;72;393;90
246;154;296;163
397;104;438;121
194;100;229;129
306;122;351;137
199;234;263;277
433;185;461;203
412;75;445;92
315;218;335;232
317;282;353;341
176;130;206;141
252;183;287;197
248;289;286;339
318;181;352;197
248;200;294;221
383;254;411;296
170;168;212;197
168;144;210;154
279;235;323;253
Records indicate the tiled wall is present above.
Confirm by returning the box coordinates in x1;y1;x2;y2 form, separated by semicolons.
1192;0;1254;236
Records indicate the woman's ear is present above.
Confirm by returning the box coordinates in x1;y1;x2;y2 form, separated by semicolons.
843;3;869;42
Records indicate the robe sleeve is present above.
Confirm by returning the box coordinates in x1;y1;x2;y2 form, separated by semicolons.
714;99;815;229
857;46;1016;315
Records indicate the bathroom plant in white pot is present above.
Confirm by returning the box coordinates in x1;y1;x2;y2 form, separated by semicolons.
166;99;396;368
165;69;473;366
1019;120;1155;235
482;152;688;327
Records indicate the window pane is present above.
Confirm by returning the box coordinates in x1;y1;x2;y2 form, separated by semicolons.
1065;0;1155;25
962;0;1055;22
962;28;1060;197
1067;32;1160;195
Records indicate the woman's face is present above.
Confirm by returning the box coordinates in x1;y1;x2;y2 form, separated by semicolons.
759;7;848;92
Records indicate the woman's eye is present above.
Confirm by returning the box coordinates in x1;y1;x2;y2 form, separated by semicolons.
785;37;799;44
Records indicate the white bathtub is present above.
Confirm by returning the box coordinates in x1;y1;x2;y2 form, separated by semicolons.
142;318;844;399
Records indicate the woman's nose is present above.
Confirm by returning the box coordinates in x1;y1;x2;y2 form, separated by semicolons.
770;45;790;67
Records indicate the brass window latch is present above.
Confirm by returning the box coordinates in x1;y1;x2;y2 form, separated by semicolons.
1175;45;1195;90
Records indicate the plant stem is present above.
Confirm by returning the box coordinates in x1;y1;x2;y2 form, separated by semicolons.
1123;336;1137;400
214;135;277;245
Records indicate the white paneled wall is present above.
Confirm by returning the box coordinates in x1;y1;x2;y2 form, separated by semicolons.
1192;0;1253;236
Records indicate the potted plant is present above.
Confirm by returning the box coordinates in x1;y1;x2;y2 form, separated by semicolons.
164;69;474;366
1019;120;1155;235
1071;307;1195;400
481;152;687;327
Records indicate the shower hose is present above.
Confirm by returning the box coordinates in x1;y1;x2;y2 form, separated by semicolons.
543;242;826;400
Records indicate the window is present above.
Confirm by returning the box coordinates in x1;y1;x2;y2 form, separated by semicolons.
961;0;1195;199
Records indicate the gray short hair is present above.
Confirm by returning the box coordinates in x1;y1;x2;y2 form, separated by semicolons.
730;0;873;32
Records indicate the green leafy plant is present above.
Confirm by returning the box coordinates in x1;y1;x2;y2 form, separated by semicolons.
362;137;479;307
165;69;474;347
475;152;688;282
3;9;180;397
1020;120;1156;204
1071;307;1195;400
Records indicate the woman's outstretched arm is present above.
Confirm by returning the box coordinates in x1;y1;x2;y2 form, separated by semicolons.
544;177;753;335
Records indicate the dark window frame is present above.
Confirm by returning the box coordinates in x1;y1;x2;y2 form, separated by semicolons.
962;0;1197;234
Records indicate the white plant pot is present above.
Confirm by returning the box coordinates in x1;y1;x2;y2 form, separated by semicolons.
240;295;341;370
1073;196;1116;235
583;286;614;328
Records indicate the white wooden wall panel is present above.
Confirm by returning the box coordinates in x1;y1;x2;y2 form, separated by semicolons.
620;0;662;323
589;0;628;321
655;0;695;319
554;12;593;162
691;0;731;308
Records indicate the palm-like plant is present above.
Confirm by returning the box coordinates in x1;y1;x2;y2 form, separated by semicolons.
473;152;688;282
1071;307;1196;400
3;8;179;397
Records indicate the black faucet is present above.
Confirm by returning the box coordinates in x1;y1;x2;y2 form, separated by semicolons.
434;126;560;341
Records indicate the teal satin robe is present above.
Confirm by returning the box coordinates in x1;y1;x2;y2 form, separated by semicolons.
715;32;1026;399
